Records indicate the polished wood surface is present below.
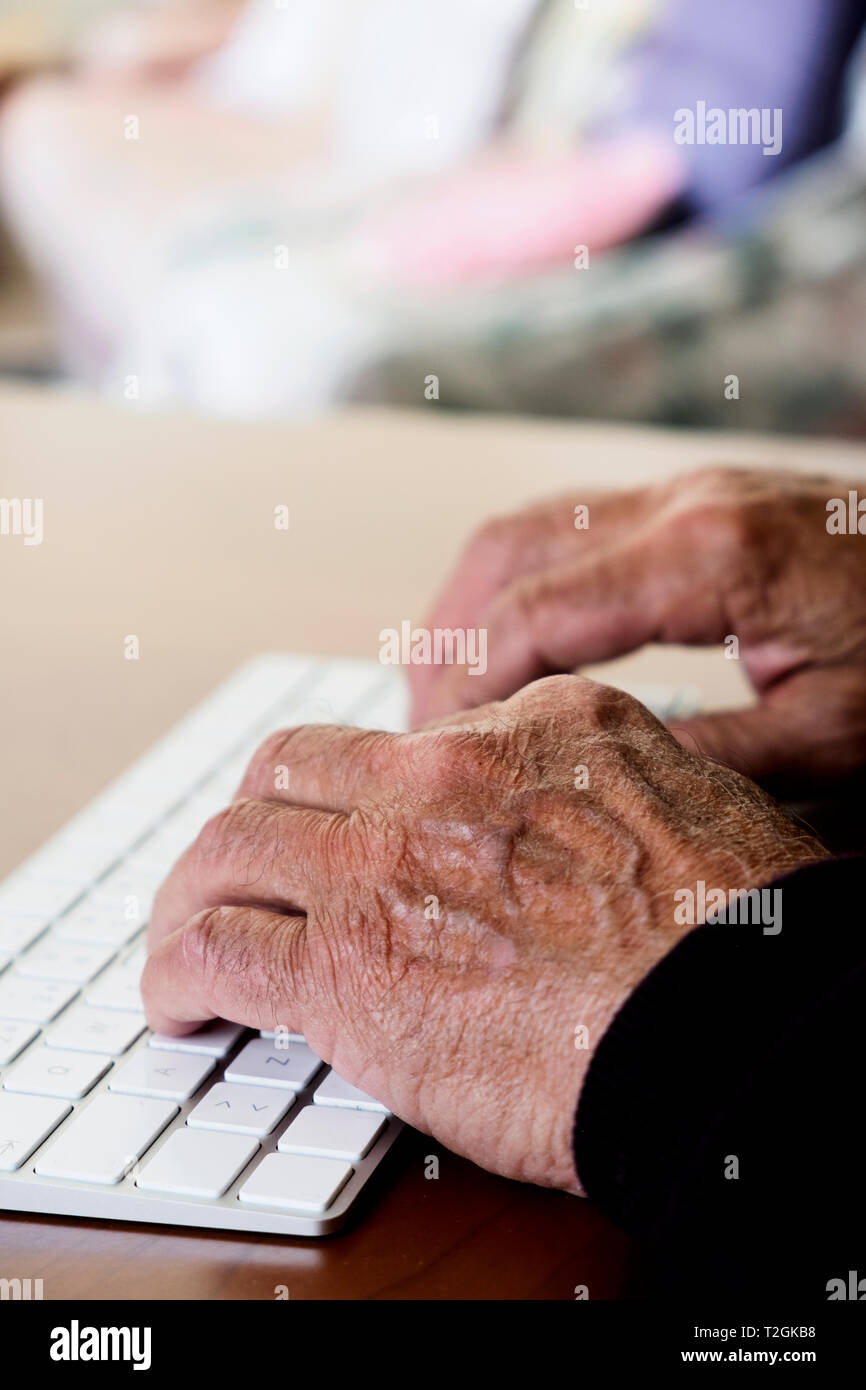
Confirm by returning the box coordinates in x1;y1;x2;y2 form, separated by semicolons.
0;1131;635;1300
1;384;863;1297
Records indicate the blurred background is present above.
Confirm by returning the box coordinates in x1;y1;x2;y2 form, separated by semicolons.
0;0;865;434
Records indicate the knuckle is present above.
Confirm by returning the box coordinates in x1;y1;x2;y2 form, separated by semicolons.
179;905;231;984
471;512;525;572
592;682;653;731
405;724;505;797
524;674;651;736
374;726;495;810
679;497;754;557
498;561;574;634
194;797;261;866
515;674;612;723
348;802;410;882
180;905;282;1007
241;729;289;791
667;467;757;554
521;672;590;706
483;573;541;649
503;573;538;630
672;463;753;503
320;808;354;868
193;805;232;862
475;512;516;551
581;679;650;727
266;723;318;759
679;463;739;494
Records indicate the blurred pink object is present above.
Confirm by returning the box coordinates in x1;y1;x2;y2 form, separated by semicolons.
357;133;685;290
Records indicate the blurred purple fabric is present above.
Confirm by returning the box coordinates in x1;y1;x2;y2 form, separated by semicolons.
625;0;866;213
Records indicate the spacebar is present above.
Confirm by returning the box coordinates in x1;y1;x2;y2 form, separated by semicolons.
35;1094;178;1185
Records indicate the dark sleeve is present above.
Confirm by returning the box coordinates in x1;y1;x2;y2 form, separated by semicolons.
574;856;866;1299
622;0;866;213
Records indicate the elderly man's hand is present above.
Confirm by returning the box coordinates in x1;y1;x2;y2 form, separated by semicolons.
142;676;823;1193
410;467;866;793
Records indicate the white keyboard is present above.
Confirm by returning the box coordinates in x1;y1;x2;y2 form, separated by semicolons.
0;655;696;1237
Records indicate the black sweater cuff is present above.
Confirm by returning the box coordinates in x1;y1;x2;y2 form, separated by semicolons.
573;856;866;1253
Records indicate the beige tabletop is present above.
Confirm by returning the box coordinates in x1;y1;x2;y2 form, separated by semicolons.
2;381;865;877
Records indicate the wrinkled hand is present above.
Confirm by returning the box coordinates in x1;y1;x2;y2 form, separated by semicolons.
410;467;866;793
142;676;823;1192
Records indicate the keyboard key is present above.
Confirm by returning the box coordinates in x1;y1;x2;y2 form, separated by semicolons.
77;792;155;852
91;869;157;921
149;1020;244;1058
0;1019;39;1066
313;1071;389;1112
0;1092;71;1171
126;828;190;876
0;976;79;1023
35;1094;178;1184
187;1081;295;1136
137;1128;258;1199
17;938;115;984
84;961;143;1012
110;1048;214;1101
238;1152;353;1213
4;1046;111;1100
224;1038;321;1091
54;901;141;947
45;1005;144;1056
20;838;112;888
123;942;147;972
278;1105;385;1162
0;875;83;920
0;915;48;955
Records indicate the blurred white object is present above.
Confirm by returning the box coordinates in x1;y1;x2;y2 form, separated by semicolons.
194;0;348;118
114;242;384;418
330;0;542;178
196;0;541;176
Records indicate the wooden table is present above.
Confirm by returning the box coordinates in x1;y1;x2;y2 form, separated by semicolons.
1;384;863;1298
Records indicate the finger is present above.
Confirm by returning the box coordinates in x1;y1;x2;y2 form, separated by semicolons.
409;488;653;723
669;705;796;782
422;518;732;718
671;671;865;791
142;904;308;1036
147;797;349;954
237;723;410;810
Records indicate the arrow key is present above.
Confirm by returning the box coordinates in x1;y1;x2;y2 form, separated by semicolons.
0;1092;71;1171
187;1081;295;1136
